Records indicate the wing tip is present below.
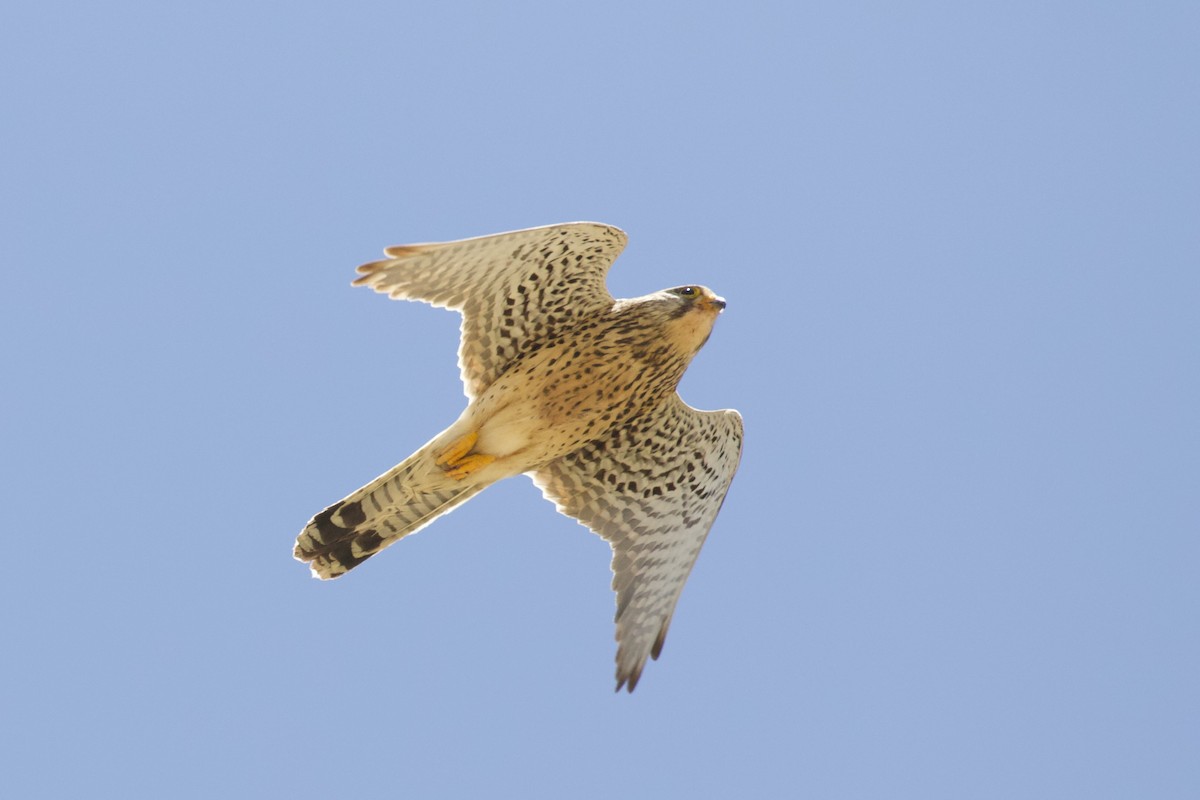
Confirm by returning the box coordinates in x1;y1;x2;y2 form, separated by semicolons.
351;263;380;287
351;259;401;290
651;625;669;660
382;243;432;258
351;241;432;281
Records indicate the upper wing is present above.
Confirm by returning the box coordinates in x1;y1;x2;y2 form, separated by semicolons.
352;222;628;399
530;394;744;692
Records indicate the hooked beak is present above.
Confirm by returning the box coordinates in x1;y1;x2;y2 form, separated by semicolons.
699;294;727;312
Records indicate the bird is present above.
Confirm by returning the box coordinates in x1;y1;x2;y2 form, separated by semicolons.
294;222;743;691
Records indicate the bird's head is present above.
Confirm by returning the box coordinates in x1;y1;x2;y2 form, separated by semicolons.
654;284;727;356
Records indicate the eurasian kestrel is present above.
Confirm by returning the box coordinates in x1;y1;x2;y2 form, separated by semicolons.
294;222;743;691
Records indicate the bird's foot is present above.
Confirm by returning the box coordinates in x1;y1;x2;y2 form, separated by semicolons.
436;431;478;467
435;431;495;480
443;453;496;480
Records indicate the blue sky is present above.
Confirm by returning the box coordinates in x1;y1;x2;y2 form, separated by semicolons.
4;2;1197;797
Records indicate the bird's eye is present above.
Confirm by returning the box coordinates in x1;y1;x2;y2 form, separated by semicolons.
676;286;697;297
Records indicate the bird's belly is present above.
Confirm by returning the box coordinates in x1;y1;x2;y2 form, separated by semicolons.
472;350;646;467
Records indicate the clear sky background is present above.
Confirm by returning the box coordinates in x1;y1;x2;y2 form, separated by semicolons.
4;2;1197;797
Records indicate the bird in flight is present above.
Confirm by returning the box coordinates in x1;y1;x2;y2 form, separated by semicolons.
294;222;743;691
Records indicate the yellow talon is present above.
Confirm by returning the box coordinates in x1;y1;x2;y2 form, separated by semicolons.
435;431;495;479
443;453;496;480
436;431;479;467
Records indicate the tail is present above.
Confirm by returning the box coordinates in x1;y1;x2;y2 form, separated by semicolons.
294;447;485;579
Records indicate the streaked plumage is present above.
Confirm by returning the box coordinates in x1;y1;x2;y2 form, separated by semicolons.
294;222;742;691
